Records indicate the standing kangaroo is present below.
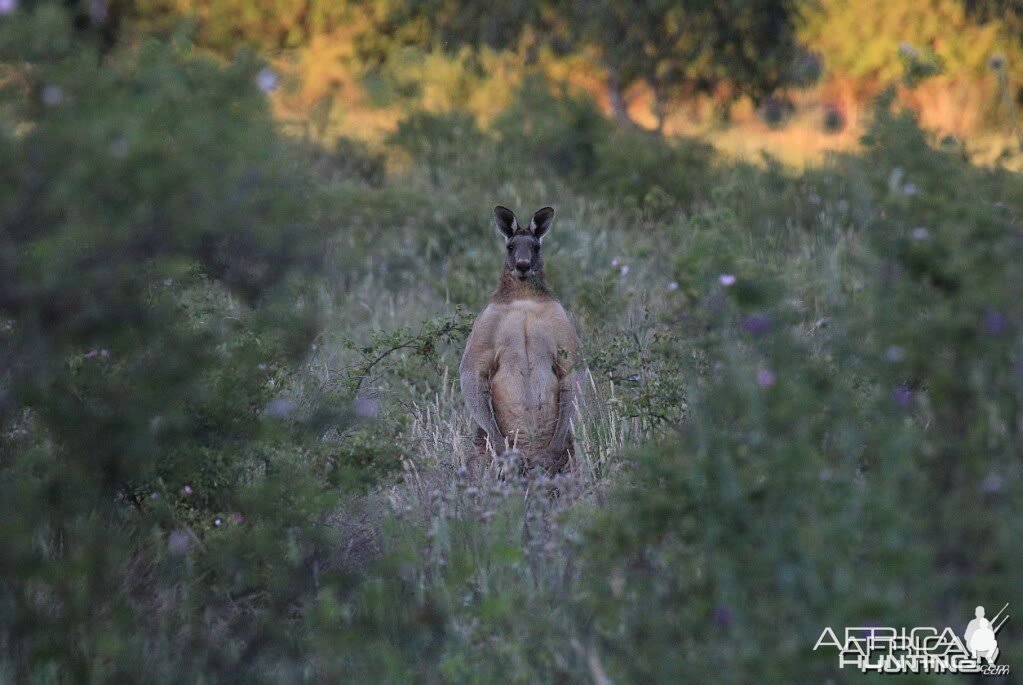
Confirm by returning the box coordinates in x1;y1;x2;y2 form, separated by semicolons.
460;206;582;475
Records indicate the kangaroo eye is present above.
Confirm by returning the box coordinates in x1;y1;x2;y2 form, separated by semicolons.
507;244;513;252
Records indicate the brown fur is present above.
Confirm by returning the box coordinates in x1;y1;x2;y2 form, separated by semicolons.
459;207;582;476
489;269;552;304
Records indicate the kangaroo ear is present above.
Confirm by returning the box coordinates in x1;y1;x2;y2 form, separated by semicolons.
494;205;518;241
530;207;555;240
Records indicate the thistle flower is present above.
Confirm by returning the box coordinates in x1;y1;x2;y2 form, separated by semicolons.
719;273;736;287
983;310;1006;335
0;0;16;14
885;345;905;363
256;67;279;93
980;472;1004;495
892;385;913;408
741;314;771;336
713;605;734;627
41;85;63;106
756;367;776;389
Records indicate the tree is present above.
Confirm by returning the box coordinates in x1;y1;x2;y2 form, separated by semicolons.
574;0;803;132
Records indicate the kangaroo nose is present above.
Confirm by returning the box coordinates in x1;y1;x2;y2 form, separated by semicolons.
515;260;530;272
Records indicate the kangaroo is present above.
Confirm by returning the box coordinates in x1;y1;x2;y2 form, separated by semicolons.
460;206;582;476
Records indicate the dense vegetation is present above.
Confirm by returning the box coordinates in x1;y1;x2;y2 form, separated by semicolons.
2;1;1022;682
112;0;1023;139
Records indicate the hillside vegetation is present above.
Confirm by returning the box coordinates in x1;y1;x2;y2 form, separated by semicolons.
1;2;1022;682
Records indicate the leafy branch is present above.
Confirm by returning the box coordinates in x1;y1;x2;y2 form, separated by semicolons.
339;308;474;393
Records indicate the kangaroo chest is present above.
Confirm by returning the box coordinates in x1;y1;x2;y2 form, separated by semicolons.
492;300;560;369
487;299;564;442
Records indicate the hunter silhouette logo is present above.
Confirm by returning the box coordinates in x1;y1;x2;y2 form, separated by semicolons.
814;603;1010;676
965;605;1007;665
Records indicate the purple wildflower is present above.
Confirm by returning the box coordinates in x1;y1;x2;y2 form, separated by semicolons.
41;85;63;106
980;472;1004;495
741;313;771;336
756;367;776;389
256;67;279;93
892;385;913;408
885;345;905;363
983;310;1006;335
713;605;733;627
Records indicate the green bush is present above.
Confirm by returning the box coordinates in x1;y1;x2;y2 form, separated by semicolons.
492;75;612;179
129;0;354;52
592;129;718;211
0;4;376;679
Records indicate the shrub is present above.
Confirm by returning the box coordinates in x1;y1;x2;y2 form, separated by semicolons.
0;4;374;679
492;75;612;179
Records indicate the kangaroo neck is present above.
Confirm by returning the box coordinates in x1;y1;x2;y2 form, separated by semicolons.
490;269;552;304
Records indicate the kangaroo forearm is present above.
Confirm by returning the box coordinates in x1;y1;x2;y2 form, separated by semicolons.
460;370;504;442
475;405;504;444
549;377;576;451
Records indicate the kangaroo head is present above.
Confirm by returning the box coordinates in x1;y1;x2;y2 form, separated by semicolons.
494;206;554;280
